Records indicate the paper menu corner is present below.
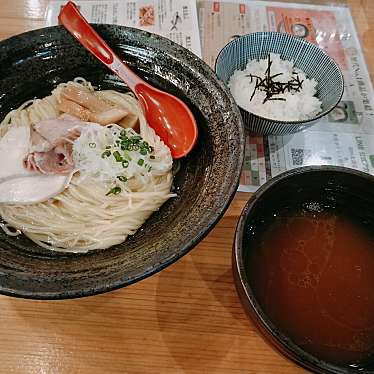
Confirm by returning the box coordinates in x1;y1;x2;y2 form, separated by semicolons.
46;0;202;57
197;0;374;192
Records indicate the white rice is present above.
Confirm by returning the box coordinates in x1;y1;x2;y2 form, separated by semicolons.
228;53;322;121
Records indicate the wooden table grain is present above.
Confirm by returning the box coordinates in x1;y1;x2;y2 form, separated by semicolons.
0;1;373;373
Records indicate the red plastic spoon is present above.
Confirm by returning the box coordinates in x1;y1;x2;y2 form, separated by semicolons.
58;1;197;159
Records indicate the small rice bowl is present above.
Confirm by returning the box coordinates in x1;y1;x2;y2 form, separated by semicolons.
228;53;322;121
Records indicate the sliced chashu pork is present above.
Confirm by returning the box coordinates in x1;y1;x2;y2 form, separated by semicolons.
24;116;84;175
0;125;72;204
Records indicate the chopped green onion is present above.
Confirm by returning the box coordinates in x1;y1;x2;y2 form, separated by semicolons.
150;155;155;159
117;176;128;182
105;186;122;196
139;148;148;156
101;150;111;158
138;158;144;166
113;151;122;162
122;160;129;168
89;142;96;148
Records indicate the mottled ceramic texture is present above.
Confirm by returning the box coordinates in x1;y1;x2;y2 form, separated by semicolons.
215;32;344;135
0;25;245;299
233;166;374;374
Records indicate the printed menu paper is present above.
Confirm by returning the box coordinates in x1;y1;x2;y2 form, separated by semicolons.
47;0;374;193
198;0;374;192
47;0;202;57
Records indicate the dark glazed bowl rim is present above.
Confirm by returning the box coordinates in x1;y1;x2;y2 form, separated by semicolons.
233;166;374;374
215;31;344;125
0;25;245;299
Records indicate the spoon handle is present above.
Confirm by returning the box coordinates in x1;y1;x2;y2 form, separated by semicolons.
58;1;142;91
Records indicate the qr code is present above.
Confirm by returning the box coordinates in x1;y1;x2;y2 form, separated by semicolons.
290;148;312;166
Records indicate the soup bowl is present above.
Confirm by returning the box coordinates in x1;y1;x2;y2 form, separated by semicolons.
0;25;245;299
233;166;374;373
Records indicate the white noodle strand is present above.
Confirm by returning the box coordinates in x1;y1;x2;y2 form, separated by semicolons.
0;79;174;252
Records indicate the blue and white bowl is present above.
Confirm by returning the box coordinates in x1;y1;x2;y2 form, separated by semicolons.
215;32;344;135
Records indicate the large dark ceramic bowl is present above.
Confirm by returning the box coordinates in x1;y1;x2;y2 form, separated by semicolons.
0;25;244;299
233;166;374;374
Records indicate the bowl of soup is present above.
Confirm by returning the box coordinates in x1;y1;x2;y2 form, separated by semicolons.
233;166;374;373
0;25;244;299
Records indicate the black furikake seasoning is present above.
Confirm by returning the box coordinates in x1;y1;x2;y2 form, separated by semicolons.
246;55;304;104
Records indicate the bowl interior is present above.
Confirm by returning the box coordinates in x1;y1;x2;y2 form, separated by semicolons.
215;32;344;116
0;25;244;299
235;167;374;373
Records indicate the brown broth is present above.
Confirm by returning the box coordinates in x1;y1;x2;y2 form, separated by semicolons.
246;209;374;367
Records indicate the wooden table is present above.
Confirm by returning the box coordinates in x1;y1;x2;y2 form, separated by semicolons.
0;1;373;373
